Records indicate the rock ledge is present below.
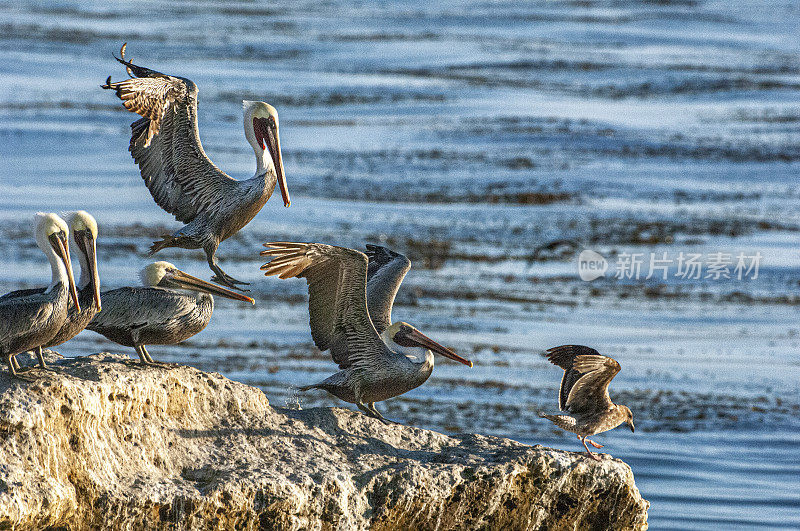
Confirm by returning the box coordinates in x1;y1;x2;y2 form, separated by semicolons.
0;353;648;529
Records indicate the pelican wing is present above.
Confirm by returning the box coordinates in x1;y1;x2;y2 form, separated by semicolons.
0;287;45;301
546;345;620;413
104;54;239;224
364;245;411;334
261;242;387;369
86;287;191;343
0;291;56;347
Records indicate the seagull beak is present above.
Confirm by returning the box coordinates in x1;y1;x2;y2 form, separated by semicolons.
50;232;80;312
628;420;635;433
169;269;255;304
406;328;472;367
266;124;290;208
81;231;101;311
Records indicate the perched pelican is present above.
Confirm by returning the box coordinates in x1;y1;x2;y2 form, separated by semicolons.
102;43;290;288
86;261;254;364
260;242;472;424
0;213;80;377
539;345;635;460
0;211;101;369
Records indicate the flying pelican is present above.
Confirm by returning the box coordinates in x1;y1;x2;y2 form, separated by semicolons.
0;211;101;369
102;43;290;288
86;261;254;364
539;345;635;460
0;213;80;377
260;242;473;424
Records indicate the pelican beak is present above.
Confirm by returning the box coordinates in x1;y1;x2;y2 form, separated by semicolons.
50;231;80;312
266;124;290;208
169;269;255;305
75;230;101;311
82;231;102;311
406;328;472;367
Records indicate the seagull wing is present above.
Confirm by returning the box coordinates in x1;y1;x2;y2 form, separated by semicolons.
546;345;619;413
261;242;390;370
566;354;621;415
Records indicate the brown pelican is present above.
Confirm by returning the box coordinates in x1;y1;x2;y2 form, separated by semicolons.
0;213;80;377
0;211;101;369
539;345;635;460
260;242;472;424
86;261;254;364
102;43;290;288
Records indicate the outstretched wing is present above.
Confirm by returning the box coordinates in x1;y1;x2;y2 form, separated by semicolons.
103;48;239;224
546;345;619;414
260;242;390;370
364;244;411;334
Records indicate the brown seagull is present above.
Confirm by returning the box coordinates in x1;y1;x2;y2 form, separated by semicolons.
539;345;634;460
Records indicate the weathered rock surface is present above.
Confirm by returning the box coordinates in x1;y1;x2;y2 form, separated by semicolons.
0;353;648;530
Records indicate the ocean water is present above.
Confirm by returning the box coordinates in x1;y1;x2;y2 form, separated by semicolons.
1;0;799;527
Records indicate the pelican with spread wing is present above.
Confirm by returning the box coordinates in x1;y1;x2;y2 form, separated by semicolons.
540;345;635;460
261;242;473;424
102;44;290;288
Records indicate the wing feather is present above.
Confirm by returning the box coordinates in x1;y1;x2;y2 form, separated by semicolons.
546;345;620;414
261;242;389;369
364;245;411;334
104;52;239;224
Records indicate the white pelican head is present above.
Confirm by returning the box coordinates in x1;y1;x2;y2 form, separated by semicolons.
243;100;289;208
67;211;101;311
382;321;472;367
34;212;80;309
140;261;254;304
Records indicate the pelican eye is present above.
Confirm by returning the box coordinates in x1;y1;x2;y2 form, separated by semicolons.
393;329;419;348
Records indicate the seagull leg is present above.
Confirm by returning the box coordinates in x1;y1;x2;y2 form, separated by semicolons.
11;355;22;372
580;436;601;460
586;439;604;449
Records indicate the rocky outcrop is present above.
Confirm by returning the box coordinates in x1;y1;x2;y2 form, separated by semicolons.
0;353;648;530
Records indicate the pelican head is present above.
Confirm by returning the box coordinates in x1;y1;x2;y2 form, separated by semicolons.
34;213;80;311
140;261;255;304
383;321;472;367
243;100;289;208
620;405;635;432
68;211;101;311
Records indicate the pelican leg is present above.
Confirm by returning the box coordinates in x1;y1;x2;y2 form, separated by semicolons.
134;345;151;365
358;402;391;425
35;346;48;370
141;345;155;364
579;435;601;460
5;353;17;376
5;354;32;381
206;248;249;288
